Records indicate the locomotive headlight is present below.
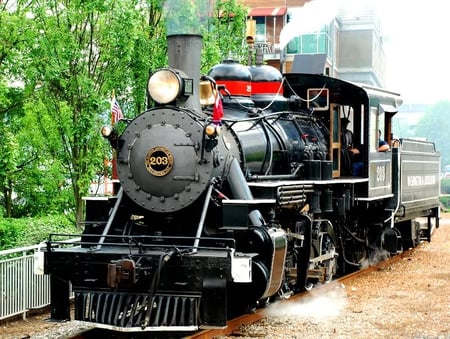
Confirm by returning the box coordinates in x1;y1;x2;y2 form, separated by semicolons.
205;123;220;137
148;68;193;104
148;69;180;104
101;125;113;138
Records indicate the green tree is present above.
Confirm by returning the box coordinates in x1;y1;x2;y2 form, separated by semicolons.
1;0;248;222
201;0;249;73
0;125;20;217
415;100;450;170
19;0;165;224
0;2;34;217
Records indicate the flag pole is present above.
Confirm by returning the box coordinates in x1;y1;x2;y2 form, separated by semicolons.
111;89;115;124
111;89;119;192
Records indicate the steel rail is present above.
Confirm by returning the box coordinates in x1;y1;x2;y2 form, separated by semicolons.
186;246;419;339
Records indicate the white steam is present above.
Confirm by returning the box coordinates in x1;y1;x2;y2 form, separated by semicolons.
264;284;348;322
359;247;391;269
163;0;209;36
280;0;380;50
279;0;340;50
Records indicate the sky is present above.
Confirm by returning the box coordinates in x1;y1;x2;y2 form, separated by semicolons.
290;0;449;104
376;0;449;104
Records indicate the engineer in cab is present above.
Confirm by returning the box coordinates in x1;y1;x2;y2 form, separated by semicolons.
378;129;390;152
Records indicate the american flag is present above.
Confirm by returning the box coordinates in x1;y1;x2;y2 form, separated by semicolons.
111;94;124;124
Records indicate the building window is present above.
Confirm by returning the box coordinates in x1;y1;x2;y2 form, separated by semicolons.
286;26;332;58
255;17;266;42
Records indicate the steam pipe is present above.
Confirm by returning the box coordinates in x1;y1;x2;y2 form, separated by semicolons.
248;164;304;181
227;157;266;227
227;157;254;200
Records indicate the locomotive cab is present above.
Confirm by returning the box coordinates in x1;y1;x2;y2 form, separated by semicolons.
283;73;401;197
282;73;439;255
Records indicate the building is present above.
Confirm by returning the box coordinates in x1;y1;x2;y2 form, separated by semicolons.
243;1;386;87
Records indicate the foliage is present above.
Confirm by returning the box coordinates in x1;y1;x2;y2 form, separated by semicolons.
0;87;28;217
1;2;79;218
440;178;450;212
0;0;248;224
0;214;79;250
440;195;450;211
201;0;249;73
17;0;159;223
163;0;209;35
415;100;450;170
0;126;20;216
440;178;450;195
0;2;32;217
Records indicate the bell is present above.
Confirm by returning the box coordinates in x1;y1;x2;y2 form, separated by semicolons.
199;80;216;106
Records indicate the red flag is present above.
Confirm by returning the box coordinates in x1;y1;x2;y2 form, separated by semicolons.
212;92;223;123
111;93;124;124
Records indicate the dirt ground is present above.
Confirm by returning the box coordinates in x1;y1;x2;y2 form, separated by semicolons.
1;213;449;339
233;212;450;338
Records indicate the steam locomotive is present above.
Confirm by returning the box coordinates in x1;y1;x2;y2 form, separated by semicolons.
44;34;441;333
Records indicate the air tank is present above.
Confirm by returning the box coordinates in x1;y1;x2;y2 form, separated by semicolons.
208;59;254;110
248;48;287;111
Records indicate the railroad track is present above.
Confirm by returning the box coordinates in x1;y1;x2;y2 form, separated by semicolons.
67;246;417;339
187;246;418;339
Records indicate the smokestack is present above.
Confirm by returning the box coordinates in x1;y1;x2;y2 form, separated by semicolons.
167;34;202;112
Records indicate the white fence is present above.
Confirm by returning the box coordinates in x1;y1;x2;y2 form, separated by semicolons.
0;243;49;320
0;240;78;321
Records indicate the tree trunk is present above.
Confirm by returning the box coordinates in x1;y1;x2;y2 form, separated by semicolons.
73;180;84;227
75;194;84;228
4;179;13;217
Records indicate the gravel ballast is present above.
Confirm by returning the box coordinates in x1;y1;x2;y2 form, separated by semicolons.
2;214;449;339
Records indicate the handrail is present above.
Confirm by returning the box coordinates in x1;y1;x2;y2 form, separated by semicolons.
0;238;79;321
0;237;81;256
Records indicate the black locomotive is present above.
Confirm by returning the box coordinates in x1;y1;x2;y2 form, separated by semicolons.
44;34;441;333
